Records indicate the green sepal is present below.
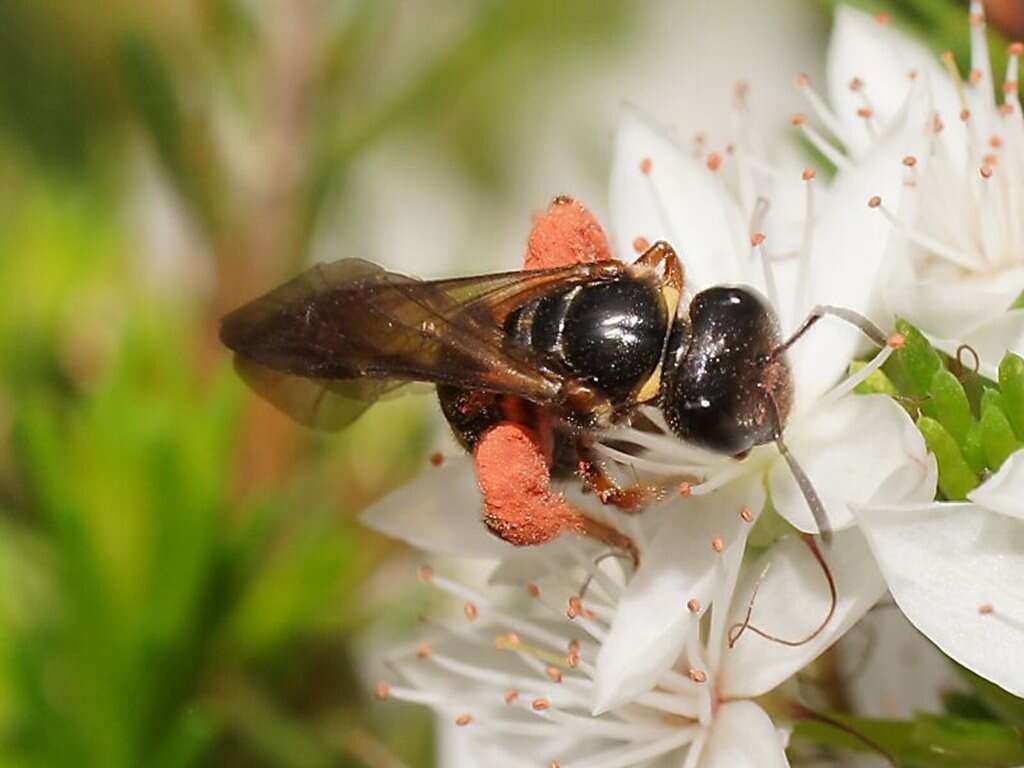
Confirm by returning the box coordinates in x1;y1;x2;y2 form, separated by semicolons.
894;318;943;396
929;368;972;445
998;352;1024;439
917;416;978;500
980;389;1021;471
962;422;987;474
850;360;897;396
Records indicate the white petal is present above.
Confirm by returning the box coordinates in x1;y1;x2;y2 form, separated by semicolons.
772;394;930;533
787;103;922;406
360;457;514;558
719;527;887;699
698;701;790;768
855;501;1024;697
609;107;746;292
592;477;764;714
827;6;965;165
968;448;1024;520
931;308;1024;381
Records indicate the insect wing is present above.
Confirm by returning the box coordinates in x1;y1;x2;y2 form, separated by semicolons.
221;258;623;428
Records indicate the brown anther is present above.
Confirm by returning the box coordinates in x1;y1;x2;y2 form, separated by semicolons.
526;582;541;598
640;157;653;175
984;153;999;167
791;113;808;127
375;681;391;700
969;68;983;84
991;135;1004;148
933;114;946;132
981;164;994;179
1004;80;1019;95
979;602;994;615
849;76;864;92
464;602;479;621
1001;104;1016;115
679;482;693;497
567;650;580;669
711;537;725;553
532;698;551;711
687;598;702;613
418;565;434;583
504;688;520;705
735;80;750;98
567;595;583;619
887;333;906;349
970;12;984;26
875;11;890;25
632;236;651;254
546;665;563;683
740;506;755;523
796;72;811;88
416;642;433;659
550;762;561;768
868;195;882;209
1011;42;1024;56
725;143;735;154
857;107;874;119
908;68;919;81
960;108;972;122
429;451;444;467
455;713;473;727
495;632;521;650
902;155;917;167
750;232;766;247
706;152;722;172
802;167;816;181
688;668;708;683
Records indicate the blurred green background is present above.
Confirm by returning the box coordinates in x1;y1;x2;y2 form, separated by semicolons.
0;1;1017;766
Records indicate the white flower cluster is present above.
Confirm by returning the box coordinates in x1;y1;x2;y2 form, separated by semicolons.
363;5;1024;766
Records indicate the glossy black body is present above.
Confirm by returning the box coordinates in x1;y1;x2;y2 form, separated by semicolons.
508;279;668;401
440;275;669;450
660;286;789;455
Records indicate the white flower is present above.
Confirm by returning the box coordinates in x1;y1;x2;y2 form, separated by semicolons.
855;448;1024;697
600;105;932;537
373;486;885;768
363;92;932;733
804;3;1024;377
785;1;1024;699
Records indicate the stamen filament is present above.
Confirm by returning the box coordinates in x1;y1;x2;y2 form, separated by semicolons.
876;203;982;270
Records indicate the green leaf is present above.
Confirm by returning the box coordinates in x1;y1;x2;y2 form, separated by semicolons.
929;368;973;445
917;416;978;499
793;711;1024;767
956;664;1024;728
998;352;1024;438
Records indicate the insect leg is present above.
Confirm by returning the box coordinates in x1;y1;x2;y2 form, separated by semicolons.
633;240;684;292
575;438;662;513
473;422;637;561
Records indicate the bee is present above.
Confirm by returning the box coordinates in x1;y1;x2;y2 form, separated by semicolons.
220;199;886;559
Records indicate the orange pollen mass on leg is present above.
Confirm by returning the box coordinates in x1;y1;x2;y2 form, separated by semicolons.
474;423;583;547
525;197;612;270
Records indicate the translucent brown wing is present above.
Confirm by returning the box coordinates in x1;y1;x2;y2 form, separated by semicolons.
220;257;624;429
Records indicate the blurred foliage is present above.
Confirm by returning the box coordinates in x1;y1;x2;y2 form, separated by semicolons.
0;1;633;765
1;0;1022;766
